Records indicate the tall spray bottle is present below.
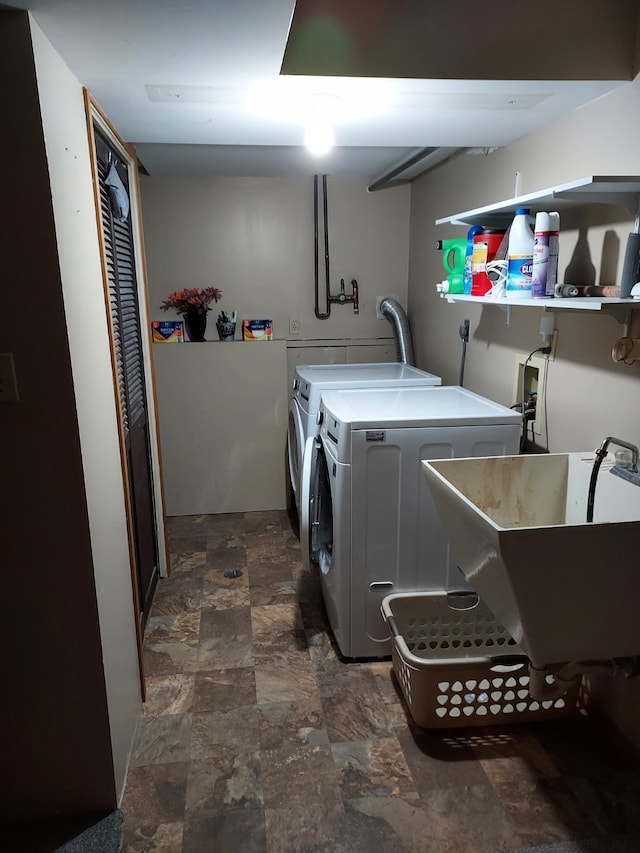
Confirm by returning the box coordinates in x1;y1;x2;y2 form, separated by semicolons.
505;208;534;298
531;212;560;298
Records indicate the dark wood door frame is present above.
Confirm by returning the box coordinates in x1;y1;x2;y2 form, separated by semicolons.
84;90;170;697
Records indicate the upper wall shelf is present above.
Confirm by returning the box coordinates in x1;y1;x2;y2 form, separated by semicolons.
436;175;640;331
436;175;640;228
443;293;638;327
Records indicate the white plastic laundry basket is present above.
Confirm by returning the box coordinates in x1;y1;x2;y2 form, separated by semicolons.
381;591;579;729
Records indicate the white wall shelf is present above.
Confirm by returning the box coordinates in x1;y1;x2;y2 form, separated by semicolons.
444;293;639;331
436;175;640;228
437;175;640;331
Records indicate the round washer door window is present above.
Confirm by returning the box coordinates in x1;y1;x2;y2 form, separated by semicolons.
312;442;333;575
287;400;305;509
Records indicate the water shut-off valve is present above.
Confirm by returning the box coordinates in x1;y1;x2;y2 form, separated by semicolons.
328;278;359;314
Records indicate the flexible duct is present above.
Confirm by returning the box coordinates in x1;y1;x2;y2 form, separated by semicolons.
380;298;415;365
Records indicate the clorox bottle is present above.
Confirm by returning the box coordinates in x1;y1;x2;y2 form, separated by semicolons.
505;208;534;298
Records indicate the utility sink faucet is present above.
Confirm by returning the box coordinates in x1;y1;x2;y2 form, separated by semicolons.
595;435;639;472
587;435;640;523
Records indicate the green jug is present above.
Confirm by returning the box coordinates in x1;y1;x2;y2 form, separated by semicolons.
436;239;466;279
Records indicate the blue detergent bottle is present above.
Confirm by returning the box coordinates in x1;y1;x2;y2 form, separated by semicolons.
463;225;483;294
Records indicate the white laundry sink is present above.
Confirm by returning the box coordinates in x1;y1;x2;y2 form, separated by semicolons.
422;452;640;667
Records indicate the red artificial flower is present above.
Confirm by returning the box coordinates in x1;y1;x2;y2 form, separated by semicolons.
160;287;223;315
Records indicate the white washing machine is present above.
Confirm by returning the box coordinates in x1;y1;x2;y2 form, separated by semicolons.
287;363;441;515
300;386;521;660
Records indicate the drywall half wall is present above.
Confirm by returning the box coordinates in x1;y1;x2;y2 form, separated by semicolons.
154;341;289;515
408;72;640;749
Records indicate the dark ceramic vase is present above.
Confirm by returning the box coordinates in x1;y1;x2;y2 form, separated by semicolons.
184;309;207;342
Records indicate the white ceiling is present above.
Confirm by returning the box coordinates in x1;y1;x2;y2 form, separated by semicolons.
8;0;631;182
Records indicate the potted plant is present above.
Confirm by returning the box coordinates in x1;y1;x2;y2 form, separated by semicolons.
160;287;222;342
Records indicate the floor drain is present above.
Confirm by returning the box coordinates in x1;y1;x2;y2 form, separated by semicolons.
223;569;243;579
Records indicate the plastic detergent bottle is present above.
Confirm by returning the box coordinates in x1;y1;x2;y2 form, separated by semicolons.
436;238;466;294
505;208;534;298
531;211;560;298
462;225;483;294
471;229;506;296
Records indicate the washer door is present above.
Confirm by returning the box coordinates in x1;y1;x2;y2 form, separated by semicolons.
300;436;334;573
287;398;306;512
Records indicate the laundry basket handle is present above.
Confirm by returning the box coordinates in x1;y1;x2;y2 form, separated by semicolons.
385;614;401;638
489;654;529;672
446;590;480;611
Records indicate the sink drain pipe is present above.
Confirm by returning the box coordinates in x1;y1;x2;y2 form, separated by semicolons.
528;658;638;701
380;297;415;365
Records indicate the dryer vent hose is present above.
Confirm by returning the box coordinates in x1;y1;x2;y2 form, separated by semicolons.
380;298;415;365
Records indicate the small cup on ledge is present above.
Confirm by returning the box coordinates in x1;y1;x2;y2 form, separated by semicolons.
217;321;236;341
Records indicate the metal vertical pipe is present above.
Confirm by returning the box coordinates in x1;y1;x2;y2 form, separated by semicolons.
313;175;320;315
314;174;330;319
323;175;331;307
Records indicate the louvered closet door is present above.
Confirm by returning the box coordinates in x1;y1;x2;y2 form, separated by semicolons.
95;129;159;630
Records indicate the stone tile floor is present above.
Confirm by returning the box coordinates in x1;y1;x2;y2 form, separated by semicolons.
120;510;640;852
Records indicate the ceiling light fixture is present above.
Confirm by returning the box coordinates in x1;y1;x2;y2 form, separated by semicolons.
304;120;334;155
245;78;390;156
303;92;338;155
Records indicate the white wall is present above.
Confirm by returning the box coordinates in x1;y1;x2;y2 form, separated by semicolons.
141;176;410;343
141;175;411;512
31;17;141;801
0;10;125;821
408;74;640;748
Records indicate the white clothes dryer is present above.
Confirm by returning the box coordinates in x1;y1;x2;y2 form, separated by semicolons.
288;363;441;515
300;386;521;660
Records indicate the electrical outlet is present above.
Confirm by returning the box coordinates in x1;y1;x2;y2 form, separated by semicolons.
288;316;301;337
0;352;19;402
543;329;558;361
513;352;547;437
376;294;399;319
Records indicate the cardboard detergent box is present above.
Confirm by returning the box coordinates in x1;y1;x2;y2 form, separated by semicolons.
242;319;273;341
152;320;183;343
